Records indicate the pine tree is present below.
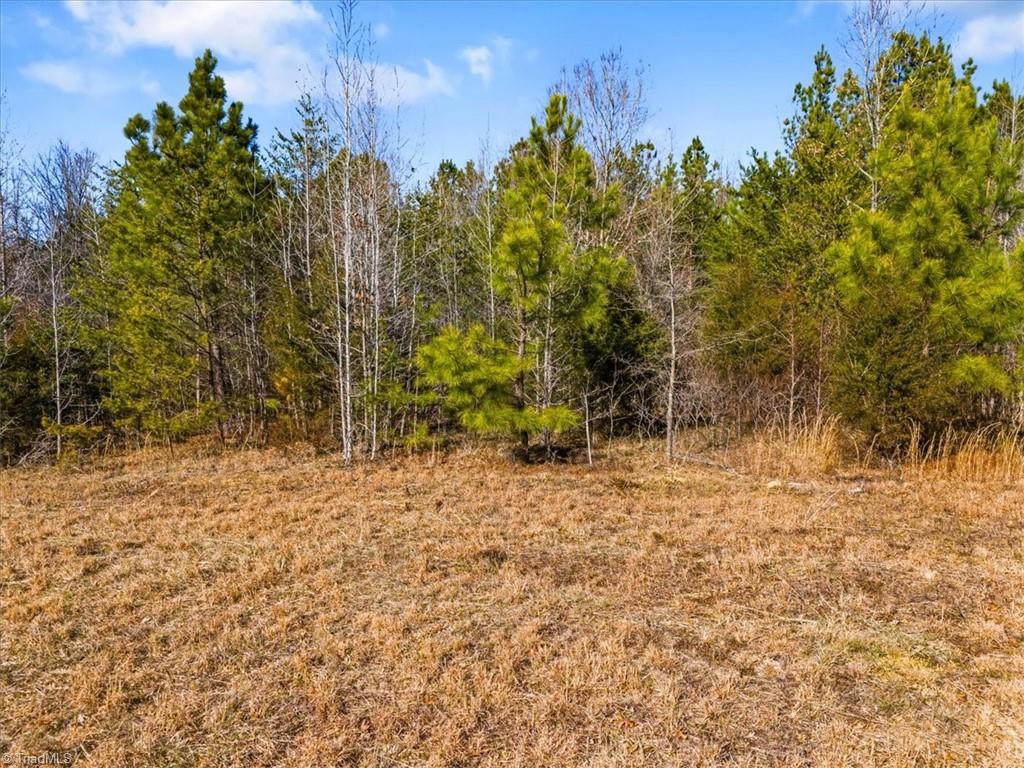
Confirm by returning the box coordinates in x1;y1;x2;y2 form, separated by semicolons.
418;94;618;453
416;324;525;435
93;51;267;442
831;77;1024;446
704;47;863;426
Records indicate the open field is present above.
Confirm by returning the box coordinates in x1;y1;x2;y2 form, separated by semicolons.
2;444;1023;767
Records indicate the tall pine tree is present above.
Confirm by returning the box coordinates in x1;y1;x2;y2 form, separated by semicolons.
704;49;858;426
94;50;267;441
418;94;619;453
831;76;1024;446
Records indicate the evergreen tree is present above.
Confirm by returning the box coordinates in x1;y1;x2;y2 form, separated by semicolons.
416;324;524;434
409;160;490;331
418;94;619;452
831;78;1024;446
705;49;859;425
0;320;50;461
93;50;267;441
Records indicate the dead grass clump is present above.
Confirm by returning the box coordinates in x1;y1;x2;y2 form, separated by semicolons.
902;424;1024;484
665;416;844;479
723;415;844;477
670;420;1022;483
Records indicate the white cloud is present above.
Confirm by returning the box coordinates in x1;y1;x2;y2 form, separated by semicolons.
53;1;453;108
227;53;455;109
21;58;160;97
956;10;1024;62
386;60;454;104
64;0;320;58
59;0;321;106
21;61;88;94
460;45;493;84
331;59;455;106
459;36;515;85
492;36;514;60
64;0;90;21
221;44;314;107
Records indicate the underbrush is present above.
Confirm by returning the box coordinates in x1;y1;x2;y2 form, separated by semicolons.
7;416;1022;486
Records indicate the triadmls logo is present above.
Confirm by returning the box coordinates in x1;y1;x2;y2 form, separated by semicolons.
1;753;76;767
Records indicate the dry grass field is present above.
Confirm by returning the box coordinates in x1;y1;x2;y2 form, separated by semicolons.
1;441;1022;766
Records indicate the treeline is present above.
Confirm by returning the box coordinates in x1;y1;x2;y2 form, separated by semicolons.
2;6;1023;464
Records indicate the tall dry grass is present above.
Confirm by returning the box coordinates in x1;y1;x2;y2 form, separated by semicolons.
901;424;1024;483
719;415;845;478
671;418;1022;483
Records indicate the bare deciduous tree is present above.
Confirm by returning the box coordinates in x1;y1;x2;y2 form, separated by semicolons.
567;48;648;194
29;142;97;458
842;0;921;210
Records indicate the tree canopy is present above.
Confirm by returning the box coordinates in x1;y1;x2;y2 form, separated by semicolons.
2;23;1022;464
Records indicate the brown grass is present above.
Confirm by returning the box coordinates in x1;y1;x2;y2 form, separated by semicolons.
902;425;1024;484
680;419;1024;483
2;441;1022;766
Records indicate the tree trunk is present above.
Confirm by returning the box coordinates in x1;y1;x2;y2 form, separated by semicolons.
48;244;63;460
516;304;529;451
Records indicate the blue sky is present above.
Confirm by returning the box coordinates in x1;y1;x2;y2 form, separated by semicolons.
2;1;1022;180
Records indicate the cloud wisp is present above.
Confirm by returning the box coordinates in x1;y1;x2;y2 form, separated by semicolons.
460;46;493;84
57;0;322;106
955;9;1024;63
20;59;160;97
64;0;320;59
460;36;515;85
